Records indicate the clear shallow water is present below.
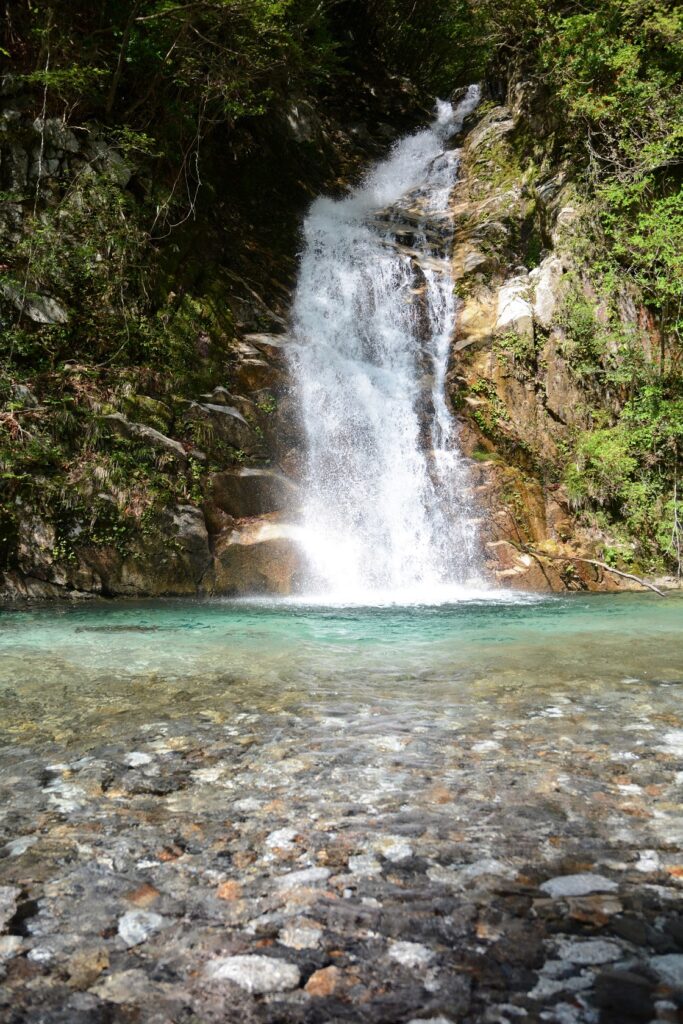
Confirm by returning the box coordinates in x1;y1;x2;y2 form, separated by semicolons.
1;592;681;748
2;593;683;1024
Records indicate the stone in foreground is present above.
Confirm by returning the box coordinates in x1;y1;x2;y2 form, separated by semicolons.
540;873;619;898
204;954;301;994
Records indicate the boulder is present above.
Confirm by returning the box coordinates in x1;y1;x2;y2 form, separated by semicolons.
208;467;298;518
210;519;303;595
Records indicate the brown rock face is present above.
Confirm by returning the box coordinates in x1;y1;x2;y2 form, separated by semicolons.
209;468;299;518
445;98;655;594
210;519;304;596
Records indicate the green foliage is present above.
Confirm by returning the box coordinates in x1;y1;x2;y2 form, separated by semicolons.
555;287;607;374
495;330;536;374
565;380;683;569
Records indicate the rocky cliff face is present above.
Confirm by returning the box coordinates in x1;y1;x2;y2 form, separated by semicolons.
0;76;422;601
0;82;668;600
448;87;667;593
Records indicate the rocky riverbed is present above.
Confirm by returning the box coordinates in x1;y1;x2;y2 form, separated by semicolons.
1;597;683;1023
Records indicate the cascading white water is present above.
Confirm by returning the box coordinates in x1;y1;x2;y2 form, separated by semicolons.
289;85;482;602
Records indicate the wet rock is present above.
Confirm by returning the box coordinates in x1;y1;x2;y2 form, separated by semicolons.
540;873;619;899
204;954;300;993
118;909;165;947
210;520;302;596
650;954;683;990
594;969;655;1021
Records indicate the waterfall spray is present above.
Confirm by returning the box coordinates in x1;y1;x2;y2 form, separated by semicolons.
289;85;482;602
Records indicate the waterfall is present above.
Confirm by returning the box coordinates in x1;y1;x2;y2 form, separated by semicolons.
288;85;482;602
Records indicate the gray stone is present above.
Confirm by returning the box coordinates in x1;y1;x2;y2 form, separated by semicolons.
33;117;80;154
348;854;382;876
406;1019;455;1024
388;940;434;969
124;751;153;768
651;954;683;990
204;954;300;993
265;827;298;850
555;939;623;965
118;910;164;947
278;922;322;949
0;935;24;961
540;873;618;899
92;969;154;1004
0;282;69;324
275;867;330;889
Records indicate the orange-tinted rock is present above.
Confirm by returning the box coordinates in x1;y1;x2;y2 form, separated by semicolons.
216;880;242;900
305;966;341;997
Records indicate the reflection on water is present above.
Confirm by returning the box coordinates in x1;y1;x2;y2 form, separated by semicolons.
1;592;681;749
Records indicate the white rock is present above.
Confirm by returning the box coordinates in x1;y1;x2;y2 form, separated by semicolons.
651;954;683;990
389;940;434;969
265;827;298;849
635;850;660;873
532;255;565;329
233;797;262;813
382;842;414;863
529;970;593;1000
204;954;300;993
496;275;533;338
274;867;330;889
118;910;164;947
28;946;54;963
658;730;683;755
540;873;618;898
429;859;515;889
123;751;152;768
0;936;23;961
348;854;382;876
278;922;322;949
554;938;622;965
